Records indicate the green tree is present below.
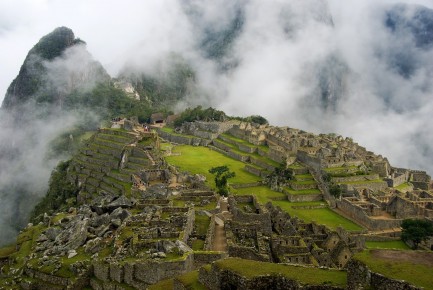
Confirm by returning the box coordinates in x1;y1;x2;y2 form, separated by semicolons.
30;160;78;222
329;184;342;199
266;161;292;189
401;219;433;249
209;166;236;196
247;115;268;125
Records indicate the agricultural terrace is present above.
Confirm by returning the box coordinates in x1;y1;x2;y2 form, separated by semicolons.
212;258;347;287
354;249;433;290
164;145;260;185
165;144;363;231
365;240;410;250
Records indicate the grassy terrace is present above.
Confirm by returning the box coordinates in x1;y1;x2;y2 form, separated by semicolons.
365;240;410;250
394;182;412;192
294;174;314;180
288;162;304;169
214;258;347;287
165;145;363;231
149;270;206;290
337;179;384;185
160;126;194;138
323;166;358;172
272;200;363;231
221;133;255;148
165;145;260;186
285;188;321;195
221;132;271;153
233;186;286;204
354;249;433;289
215;137;280;168
291;179;317;185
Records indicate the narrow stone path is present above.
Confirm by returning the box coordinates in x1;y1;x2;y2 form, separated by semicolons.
212;224;227;251
211;198;232;252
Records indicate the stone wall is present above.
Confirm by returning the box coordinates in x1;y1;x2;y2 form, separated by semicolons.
181;208;195;243
332;174;380;183
290;182;318;191
229;196;272;235
340;181;388;193
266;134;293;151
296;151;322;170
286;193;323;202
93;254;194;288
231;182;263;189
228;127;266;146
244;164;267;177
199;262;345;290
183;121;235;134
267;147;287;163
157;129;211;146
346;259;421;290
337;199;402;230
226;150;249;162
250;157;276;171
204;215;216;251
226;244;271;262
387;196;433;219
157;129;193;145
192;252;228;269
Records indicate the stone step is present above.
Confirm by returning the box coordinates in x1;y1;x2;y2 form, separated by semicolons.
97;133;135;144
93;138;125;150
99;182;122;196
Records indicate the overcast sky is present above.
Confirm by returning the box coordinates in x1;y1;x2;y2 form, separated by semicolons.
1;0;433;174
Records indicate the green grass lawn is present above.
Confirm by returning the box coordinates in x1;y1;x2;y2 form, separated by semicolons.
149;270;206;290
175;270;207;290
291;180;317;185
165;145;260;186
394;182;412;192
272;200;363;231
195;215;211;236
148;278;174;290
165;145;362;232
285;188;322;195
294;174;314;180
215;258;347;287
192;239;205;251
365;240;410;250
0;244;16;258
354;249;433;290
232;186;286;204
221;133;255;147
215;138;279;168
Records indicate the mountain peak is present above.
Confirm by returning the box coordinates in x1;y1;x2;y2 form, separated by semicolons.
1;27;84;109
30;26;84;60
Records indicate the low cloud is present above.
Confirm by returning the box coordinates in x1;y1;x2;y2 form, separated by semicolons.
0;43;104;245
1;1;433;245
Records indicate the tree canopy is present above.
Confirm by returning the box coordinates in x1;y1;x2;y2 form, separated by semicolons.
209;165;236;196
401;219;433;249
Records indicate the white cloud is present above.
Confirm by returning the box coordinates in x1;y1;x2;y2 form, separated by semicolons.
1;0;433;174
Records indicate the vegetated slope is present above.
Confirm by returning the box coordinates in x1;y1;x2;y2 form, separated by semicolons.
0;27;151;246
1;27;109;112
117;53;200;115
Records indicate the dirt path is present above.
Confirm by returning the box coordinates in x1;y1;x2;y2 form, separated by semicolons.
371;249;433;267
212;224;227;251
211;198;231;251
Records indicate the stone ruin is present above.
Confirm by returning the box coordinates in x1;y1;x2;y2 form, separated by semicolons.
224;195;364;269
